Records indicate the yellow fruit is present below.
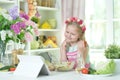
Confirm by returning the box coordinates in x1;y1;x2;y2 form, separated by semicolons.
41;21;52;29
44;39;58;48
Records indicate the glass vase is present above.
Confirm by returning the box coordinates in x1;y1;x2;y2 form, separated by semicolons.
0;40;12;66
0;40;6;62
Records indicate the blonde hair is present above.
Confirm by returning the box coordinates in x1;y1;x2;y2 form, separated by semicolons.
66;22;86;41
65;17;86;41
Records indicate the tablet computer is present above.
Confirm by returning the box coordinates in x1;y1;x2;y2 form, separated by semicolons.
13;55;50;78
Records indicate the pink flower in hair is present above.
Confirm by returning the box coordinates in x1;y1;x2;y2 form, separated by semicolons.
78;20;83;25
70;17;77;22
82;25;86;32
65;17;86;32
65;20;69;24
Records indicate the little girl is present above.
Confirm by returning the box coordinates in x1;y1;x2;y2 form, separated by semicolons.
60;17;90;69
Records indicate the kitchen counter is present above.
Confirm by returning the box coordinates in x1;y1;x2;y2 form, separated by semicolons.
0;71;120;80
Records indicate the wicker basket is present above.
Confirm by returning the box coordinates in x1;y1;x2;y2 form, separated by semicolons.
37;0;56;7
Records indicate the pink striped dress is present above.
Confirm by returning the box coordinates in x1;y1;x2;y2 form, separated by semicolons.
66;45;79;69
66;44;89;69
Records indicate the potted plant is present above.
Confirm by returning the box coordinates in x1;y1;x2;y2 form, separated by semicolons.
104;44;120;74
105;44;120;59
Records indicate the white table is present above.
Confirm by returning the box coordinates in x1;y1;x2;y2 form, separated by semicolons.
0;71;120;80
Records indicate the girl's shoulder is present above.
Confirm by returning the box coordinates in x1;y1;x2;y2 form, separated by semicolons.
77;40;89;50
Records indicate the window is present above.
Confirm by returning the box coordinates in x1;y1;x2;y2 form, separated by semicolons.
113;0;120;45
85;0;120;52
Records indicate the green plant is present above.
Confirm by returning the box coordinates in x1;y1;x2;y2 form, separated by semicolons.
105;44;120;59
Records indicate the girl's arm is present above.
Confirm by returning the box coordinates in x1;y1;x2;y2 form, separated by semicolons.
60;40;67;62
78;40;89;65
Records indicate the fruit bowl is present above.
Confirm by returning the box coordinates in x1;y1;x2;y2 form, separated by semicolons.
55;62;74;72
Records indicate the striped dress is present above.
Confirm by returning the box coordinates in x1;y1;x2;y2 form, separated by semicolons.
66;44;89;69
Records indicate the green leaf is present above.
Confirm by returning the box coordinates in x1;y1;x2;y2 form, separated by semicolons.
17;32;25;41
96;60;116;74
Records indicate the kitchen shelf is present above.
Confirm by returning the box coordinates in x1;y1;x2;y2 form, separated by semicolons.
38;29;60;32
0;0;15;4
37;6;58;11
30;48;60;53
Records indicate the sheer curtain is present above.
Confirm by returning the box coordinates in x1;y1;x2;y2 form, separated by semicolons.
61;0;85;41
61;0;85;22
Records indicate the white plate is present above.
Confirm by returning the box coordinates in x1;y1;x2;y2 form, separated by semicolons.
0;71;14;74
80;73;113;77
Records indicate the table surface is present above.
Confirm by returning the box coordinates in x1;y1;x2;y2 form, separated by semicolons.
0;71;120;80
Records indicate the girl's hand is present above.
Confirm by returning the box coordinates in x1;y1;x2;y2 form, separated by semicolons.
60;40;68;61
61;39;69;50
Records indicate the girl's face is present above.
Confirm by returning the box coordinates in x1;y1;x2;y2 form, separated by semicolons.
64;25;81;43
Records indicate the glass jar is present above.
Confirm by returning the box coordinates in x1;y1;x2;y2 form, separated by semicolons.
1;54;12;66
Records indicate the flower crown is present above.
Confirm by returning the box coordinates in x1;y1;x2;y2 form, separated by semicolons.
65;17;86;32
